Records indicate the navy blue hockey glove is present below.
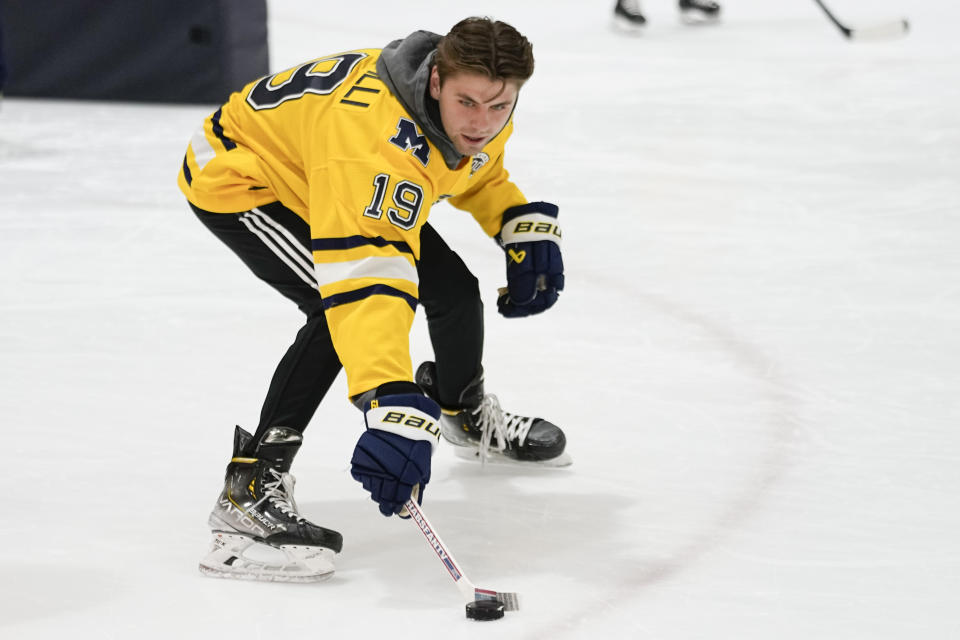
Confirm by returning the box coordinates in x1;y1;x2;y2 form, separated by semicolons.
350;393;441;517
497;202;564;318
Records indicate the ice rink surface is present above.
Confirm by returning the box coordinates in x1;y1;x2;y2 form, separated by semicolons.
1;1;958;638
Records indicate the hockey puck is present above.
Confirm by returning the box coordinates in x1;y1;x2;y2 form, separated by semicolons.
465;600;505;621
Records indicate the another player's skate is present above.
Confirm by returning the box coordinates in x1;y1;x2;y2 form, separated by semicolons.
416;362;571;467
199;425;343;582
613;0;647;30
678;0;722;24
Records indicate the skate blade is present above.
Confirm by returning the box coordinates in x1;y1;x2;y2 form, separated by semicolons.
612;16;648;33
679;11;721;26
199;532;337;583
452;446;573;468
199;563;335;583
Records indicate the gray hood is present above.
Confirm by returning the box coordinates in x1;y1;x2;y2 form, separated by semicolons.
376;31;465;170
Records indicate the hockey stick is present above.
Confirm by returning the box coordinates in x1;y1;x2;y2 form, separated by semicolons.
811;0;909;40
404;498;520;611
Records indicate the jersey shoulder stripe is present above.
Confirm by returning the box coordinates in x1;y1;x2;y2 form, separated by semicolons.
210;108;237;150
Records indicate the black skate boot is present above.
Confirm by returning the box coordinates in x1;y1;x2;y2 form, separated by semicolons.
613;0;647;30
416;362;571;467
199;425;343;582
678;0;722;24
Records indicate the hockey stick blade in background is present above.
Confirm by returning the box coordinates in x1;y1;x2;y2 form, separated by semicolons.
404;498;520;611
847;19;910;41
811;0;909;40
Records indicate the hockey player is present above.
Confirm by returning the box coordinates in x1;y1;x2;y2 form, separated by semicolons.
178;17;568;582
614;0;722;29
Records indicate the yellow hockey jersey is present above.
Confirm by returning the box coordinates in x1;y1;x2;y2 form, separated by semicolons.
178;48;528;398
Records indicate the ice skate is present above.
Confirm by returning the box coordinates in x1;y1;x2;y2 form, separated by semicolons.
613;0;647;31
199;425;343;582
416;362;571;467
678;0;722;24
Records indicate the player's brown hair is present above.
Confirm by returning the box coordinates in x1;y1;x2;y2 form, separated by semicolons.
434;17;534;86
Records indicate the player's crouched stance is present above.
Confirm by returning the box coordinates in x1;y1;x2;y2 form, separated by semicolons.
188;17;569;582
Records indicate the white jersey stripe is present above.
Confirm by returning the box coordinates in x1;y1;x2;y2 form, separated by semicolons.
314;255;418;288
238;215;317;288
189;124;217;171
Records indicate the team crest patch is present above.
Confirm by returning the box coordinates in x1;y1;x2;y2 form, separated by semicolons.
389;118;431;167
470;152;490;177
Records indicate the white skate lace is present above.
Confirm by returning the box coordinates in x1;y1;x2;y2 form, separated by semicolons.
256;469;301;519
473;394;536;463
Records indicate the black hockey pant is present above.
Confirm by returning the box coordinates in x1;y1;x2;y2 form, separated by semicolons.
190;201;484;438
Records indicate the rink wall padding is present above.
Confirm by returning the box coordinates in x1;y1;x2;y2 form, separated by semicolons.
0;0;268;103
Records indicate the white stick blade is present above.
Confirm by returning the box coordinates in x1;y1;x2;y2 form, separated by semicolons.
851;19;909;41
476;588;521;612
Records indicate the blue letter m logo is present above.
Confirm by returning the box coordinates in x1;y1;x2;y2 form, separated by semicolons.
389;118;431;167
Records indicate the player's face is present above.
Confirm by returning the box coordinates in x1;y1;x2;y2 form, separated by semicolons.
430;68;519;157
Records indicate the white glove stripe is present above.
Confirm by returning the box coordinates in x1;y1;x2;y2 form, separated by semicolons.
500;213;562;246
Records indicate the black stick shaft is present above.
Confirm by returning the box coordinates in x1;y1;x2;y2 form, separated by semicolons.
811;0;853;37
